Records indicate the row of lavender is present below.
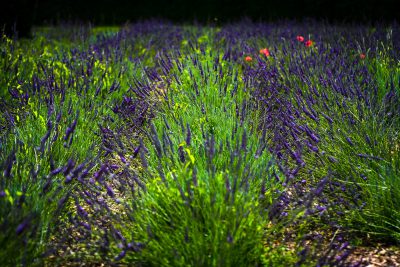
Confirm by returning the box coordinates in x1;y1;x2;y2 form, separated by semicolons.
1;20;399;266
0;22;176;265
230;22;400;252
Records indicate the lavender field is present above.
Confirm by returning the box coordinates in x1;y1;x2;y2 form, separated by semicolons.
1;20;399;266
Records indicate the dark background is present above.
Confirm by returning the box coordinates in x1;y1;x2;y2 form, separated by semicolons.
1;0;399;37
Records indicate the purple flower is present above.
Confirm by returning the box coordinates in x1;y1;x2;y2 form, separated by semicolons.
328;156;338;163
360;173;367;181
132;145;141;158
241;130;247;151
63;159;76;176
357;153;384;161
316;205;326;212
106;183;115;198
115;230;125;241
115;250;126;261
81;222;91;230
345;136;354;146
178;145;185;163
51;167;63;175
119;155;127;164
58;194;70;209
93;164;108;181
186;123;192;146
77;204;88;218
16;218;30;235
64;111;79;141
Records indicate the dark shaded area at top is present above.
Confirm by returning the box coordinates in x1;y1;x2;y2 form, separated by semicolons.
1;0;399;37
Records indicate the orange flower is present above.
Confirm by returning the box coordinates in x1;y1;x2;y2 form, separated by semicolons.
259;48;270;57
296;35;304;42
245;56;252;62
359;53;366;59
305;40;313;47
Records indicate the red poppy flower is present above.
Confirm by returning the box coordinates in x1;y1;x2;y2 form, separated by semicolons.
259;48;270;57
359;53;366;59
245;56;252;62
296;35;304;42
305;40;313;47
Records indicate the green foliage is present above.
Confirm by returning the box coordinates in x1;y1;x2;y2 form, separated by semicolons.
132;167;267;266
123;44;286;266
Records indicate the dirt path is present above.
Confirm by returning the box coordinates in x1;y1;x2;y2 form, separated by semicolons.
345;245;400;266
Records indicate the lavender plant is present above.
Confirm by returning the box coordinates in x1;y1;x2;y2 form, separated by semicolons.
120;40;286;266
